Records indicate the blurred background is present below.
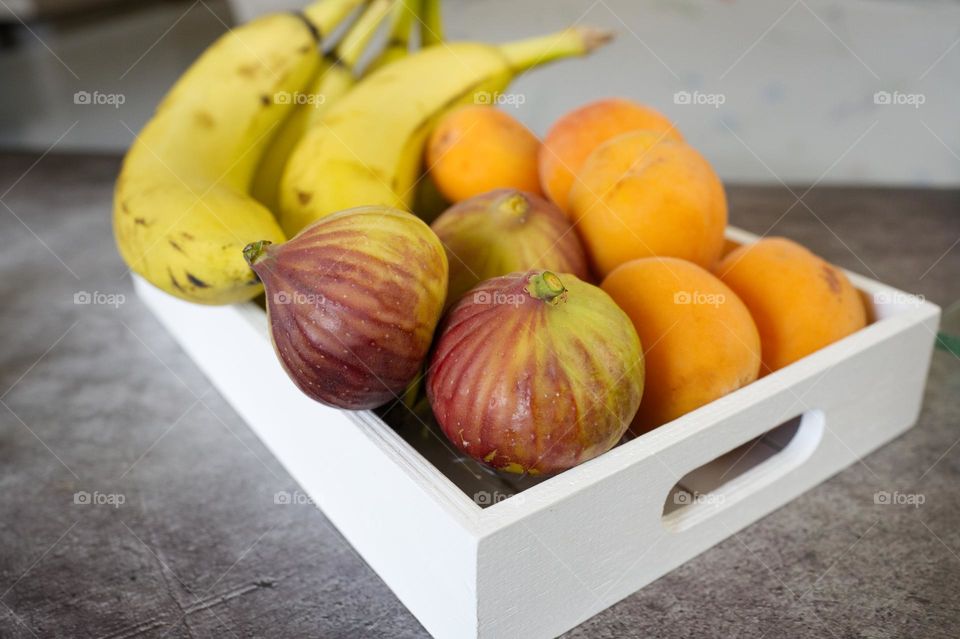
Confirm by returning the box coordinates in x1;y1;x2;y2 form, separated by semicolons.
0;0;958;186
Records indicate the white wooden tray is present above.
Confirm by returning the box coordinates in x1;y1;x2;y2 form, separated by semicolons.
133;227;940;639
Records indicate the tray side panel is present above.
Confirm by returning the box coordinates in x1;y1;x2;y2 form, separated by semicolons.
134;279;480;639
476;308;939;639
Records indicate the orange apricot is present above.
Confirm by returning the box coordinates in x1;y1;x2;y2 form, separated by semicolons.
539;98;682;213
426;106;541;203
569;130;727;278
602;257;761;433
714;237;868;373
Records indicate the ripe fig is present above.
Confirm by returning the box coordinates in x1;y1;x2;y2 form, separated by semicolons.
426;270;644;475
430;189;590;308
244;206;448;410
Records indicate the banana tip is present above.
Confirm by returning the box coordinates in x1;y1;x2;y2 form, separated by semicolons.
577;26;616;52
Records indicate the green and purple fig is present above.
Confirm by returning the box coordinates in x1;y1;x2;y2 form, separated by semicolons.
430;189;590;308
244;206;447;410
426;270;644;475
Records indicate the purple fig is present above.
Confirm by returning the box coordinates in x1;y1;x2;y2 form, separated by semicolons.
427;270;644;475
430;189;590;308
245;207;447;410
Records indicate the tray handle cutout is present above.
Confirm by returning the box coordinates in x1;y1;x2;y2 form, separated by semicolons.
661;409;825;532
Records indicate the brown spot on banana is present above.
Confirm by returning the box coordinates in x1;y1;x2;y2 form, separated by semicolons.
297;191;312;205
194;111;215;129
186;273;210;288
169;269;186;293
237;63;259;78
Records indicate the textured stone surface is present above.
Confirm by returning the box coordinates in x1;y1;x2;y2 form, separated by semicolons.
0;152;957;638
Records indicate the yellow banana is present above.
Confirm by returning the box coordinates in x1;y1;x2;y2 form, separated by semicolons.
279;27;613;234
113;0;365;305
252;0;396;215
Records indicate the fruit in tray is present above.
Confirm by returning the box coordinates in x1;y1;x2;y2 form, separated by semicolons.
568;129;728;278
113;0;882;475
244;207;447;410
539;98;683;213
430;188;590;308
715;237;868;373
602;257;761;433
278;26;613;235
427;270;644;474
426;106;542;203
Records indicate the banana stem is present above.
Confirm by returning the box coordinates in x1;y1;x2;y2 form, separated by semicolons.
420;0;443;46
498;26;615;73
335;0;395;71
363;0;416;73
388;0;417;49
302;0;369;39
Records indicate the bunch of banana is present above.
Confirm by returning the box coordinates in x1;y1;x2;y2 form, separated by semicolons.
113;0;367;305
278;26;613;235
252;0;397;215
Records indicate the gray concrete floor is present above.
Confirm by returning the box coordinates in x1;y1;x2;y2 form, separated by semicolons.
0;0;234;152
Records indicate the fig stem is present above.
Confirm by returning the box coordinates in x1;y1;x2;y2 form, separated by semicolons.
526;271;566;304
242;240;273;268
496;192;530;220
